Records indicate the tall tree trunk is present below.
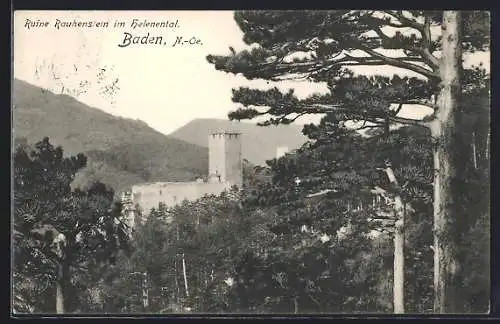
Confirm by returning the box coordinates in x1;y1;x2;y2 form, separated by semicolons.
142;272;149;312
182;253;189;297
56;259;70;314
174;258;180;306
55;262;65;314
382;164;405;313
393;204;405;314
472;131;478;169
485;130;489;160
53;233;69;314
432;10;463;314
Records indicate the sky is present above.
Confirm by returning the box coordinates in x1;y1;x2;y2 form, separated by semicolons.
13;11;490;135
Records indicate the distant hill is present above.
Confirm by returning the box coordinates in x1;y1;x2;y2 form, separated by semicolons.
169;118;309;166
12;79;208;195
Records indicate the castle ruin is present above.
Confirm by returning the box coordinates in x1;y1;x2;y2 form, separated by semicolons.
121;131;243;229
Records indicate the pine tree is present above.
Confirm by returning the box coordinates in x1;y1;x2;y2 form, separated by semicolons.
207;10;490;313
13;138;130;313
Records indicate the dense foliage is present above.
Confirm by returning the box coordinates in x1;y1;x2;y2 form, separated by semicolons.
13;102;488;314
13;138;130;313
206;10;490;313
87;123;442;314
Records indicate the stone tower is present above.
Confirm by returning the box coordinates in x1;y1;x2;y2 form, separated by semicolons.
208;131;242;187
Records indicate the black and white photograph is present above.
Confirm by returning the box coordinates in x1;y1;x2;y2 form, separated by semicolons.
12;10;490;315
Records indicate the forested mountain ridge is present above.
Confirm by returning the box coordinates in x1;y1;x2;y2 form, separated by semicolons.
13;79;208;194
169;118;308;166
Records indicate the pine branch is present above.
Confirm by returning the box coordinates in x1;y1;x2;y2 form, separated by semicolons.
308;103;345;112
306;189;338;198
394;103;404;115
372;26;439;70
282;112;308;124
354;119;386;131
389;116;430;128
270;57;426;78
359;12;405;28
356;124;383;130
384;11;425;32
248;53;433;81
421;15;440;69
399;99;438;110
360;45;439;79
308;293;322;307
342;52;426;64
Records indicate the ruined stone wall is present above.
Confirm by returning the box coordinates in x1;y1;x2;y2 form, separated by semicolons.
131;181;231;215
